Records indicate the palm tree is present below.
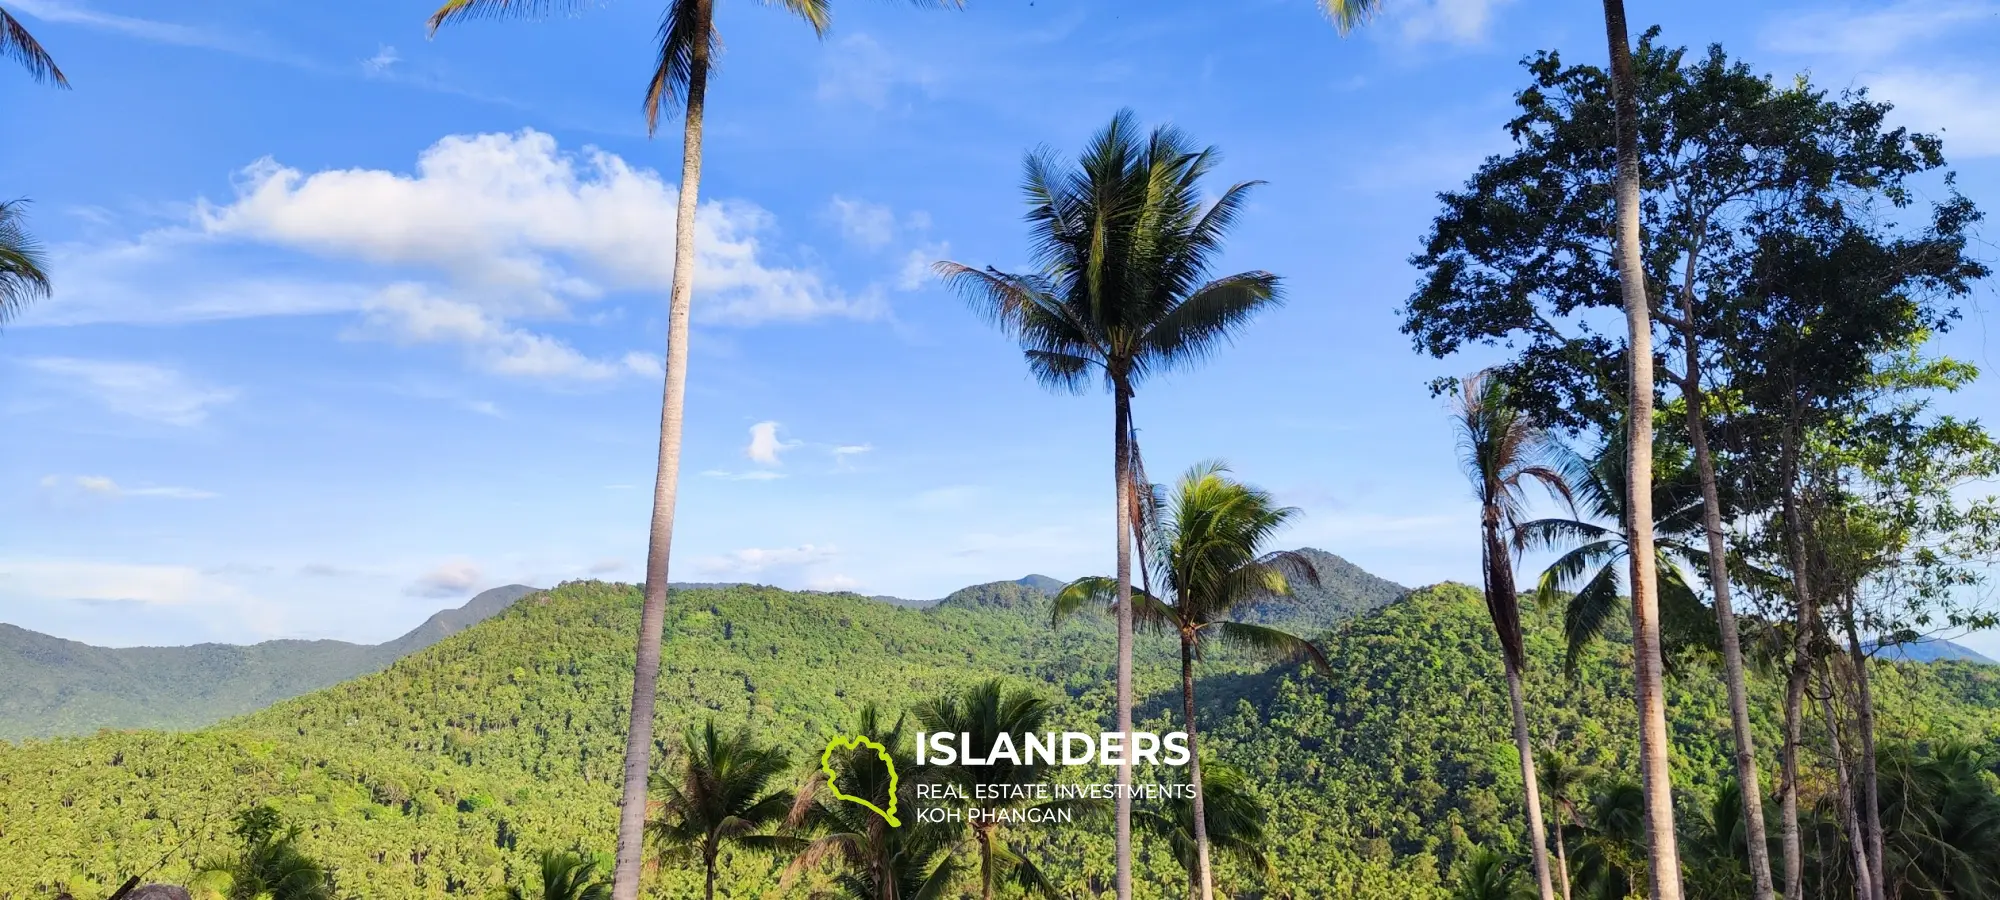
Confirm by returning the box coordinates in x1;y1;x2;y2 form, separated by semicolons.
1572;778;1646;900
196;806;338;900
788;704;962;900
913;680;1084;900
937;111;1283;900
1519;433;1716;674
1;199;52;329
1451;370;1569;900
1137;762;1275;900
1;6;66;85
507;851;611;900
1319;3;1682;895
1454;848;1530;900
1537;750;1597;900
1054;461;1328;900
646;718;799;900
424;1;958;895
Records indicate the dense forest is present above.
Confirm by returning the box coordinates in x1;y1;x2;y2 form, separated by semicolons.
1;574;1992;899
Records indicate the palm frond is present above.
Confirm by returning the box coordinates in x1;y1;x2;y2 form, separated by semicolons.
1;7;66;86
1563;563;1625;675
1214;621;1331;675
644;0;716;135
1139;271;1282;377
426;0;593;35
0;199;53;328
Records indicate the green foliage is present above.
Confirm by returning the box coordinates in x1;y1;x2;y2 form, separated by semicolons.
647;718;798;900
0;579;1992;899
506;850;609;900
0;198;53;327
195;806;337;900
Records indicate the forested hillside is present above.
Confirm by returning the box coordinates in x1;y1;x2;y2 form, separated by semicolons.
0;585;537;741
1;571;1992;899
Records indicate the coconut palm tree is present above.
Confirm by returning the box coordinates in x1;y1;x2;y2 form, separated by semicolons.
507;851;611;900
1319;3;1682;895
1;6;66;86
1452;370;1569;900
646;718;799;900
1054;461;1328;900
914;680;1089;900
787;703;962;900
937;111;1283;900
196;806;338;900
1454;848;1531;900
1537;750;1596;900
424;1;958;895
1;199;52;329
1137;762;1275;900
1519;433;1716;674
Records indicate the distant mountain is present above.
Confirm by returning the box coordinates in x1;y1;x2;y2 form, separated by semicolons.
1233;548;1408;633
1870;638;1997;665
0;584;537;741
1015;574;1066;594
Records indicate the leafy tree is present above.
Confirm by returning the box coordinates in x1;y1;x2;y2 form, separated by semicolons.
422;0;959;894
0;6;64;85
790;703;961;900
1137;762;1275;900
506;851;610;900
1056;461;1328;900
0;199;51;329
1452;847;1530;900
914;680;1082;900
936;109;1283;900
646;718;799;900
1450;370;1568;900
196;806;337;900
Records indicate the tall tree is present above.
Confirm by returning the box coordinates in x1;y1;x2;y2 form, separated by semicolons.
424;2;958;896
789;704;962;900
0;200;52;329
1321;4;1680;886
1537;750;1597;900
507;851;612;900
1451;371;1569;900
646;718;799;900
196;806;339;900
1054;462;1329;900
914;680;1082;900
1;5;66;86
1136;762;1275;900
937;110;1283;900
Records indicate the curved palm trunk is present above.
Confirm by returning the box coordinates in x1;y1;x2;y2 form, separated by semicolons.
1553;814;1573;900
978;825;995;900
1180;632;1215;900
1600;3;1683;896
705;849;719;900
1485;525;1557;900
611;3;711;897
1680;267;1777;900
1113;383;1136;900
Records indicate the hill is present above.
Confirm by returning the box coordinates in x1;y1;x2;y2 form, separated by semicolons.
1869;637;1997;665
0;578;1993;899
0;585;537;741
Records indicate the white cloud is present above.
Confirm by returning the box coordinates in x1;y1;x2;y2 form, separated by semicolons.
197;130;880;325
1864;69;2000;157
7;0;312;67
362;44;400;75
22;358;237;425
588;558;625;575
40;474;218;499
746;420;799;466
832;444;873;457
1392;0;1513;46
0;559;212;606
407;560;482;598
817;34;934;108
828;196;898;249
808;573;862;592
1766;0;1997;58
695;544;837;578
896;243;948;291
353;283;661;381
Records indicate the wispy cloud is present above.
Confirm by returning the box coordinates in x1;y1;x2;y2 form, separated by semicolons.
695;544;838;578
39;474;218;499
9;0;318;68
407;560;482;598
1765;0;1998;58
817;34;935;109
21;358;237;426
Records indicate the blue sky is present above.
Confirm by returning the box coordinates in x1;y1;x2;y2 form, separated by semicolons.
5;0;2000;656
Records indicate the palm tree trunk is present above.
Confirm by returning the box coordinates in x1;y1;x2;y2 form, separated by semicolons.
1113;381;1136;900
611;2;710;897
1819;682;1873;900
1838;603;1885;900
1679;264;1777;900
1485;525;1557;900
979;825;995;900
1777;442;1815;900
1600;3;1682;897
705;852;719;900
1181;632;1215;900
1553;814;1573;900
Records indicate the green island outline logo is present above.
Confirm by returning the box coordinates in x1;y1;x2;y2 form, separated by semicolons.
820;734;901;827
